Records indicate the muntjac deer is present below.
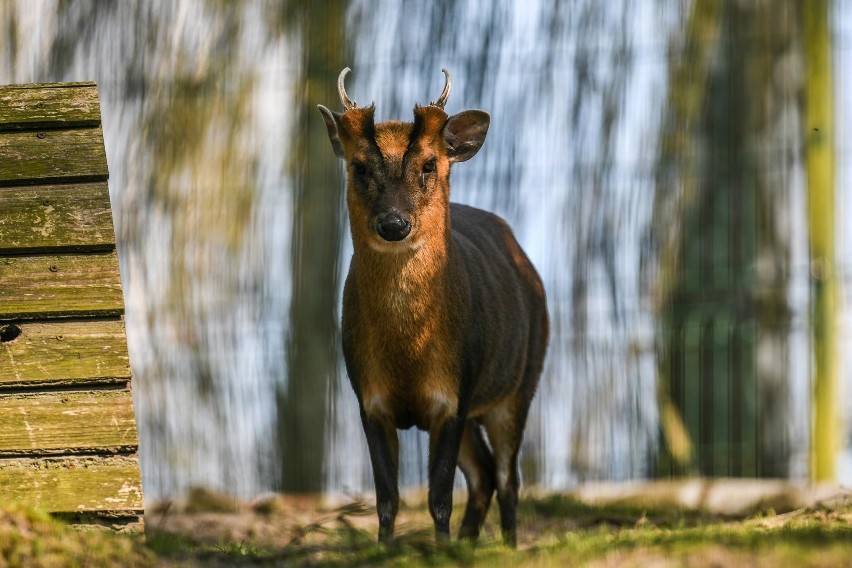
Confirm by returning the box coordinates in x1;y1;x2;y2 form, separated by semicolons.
318;68;548;546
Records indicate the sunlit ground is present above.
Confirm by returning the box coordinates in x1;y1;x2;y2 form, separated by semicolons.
4;482;852;567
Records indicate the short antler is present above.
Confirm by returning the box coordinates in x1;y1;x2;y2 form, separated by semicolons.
432;68;451;109
338;67;357;111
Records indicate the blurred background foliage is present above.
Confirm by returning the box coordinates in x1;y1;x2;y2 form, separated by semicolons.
0;0;850;502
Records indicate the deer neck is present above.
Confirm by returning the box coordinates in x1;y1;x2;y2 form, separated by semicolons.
353;224;452;330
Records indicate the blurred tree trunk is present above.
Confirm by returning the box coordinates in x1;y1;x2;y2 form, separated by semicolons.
802;0;838;482
652;0;722;474
276;0;348;493
654;0;802;477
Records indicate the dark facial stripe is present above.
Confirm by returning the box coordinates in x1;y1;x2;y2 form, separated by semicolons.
406;106;427;157
360;105;379;150
356;106;384;169
403;105;448;168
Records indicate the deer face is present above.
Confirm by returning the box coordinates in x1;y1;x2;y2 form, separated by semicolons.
318;69;490;252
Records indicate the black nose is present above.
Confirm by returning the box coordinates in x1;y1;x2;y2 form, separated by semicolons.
376;212;411;241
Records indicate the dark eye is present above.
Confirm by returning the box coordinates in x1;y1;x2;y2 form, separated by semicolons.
351;161;368;176
422;158;437;174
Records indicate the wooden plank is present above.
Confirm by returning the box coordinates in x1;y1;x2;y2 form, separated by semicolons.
0;389;137;456
0;252;123;320
0;83;100;131
0;127;108;187
0;320;130;388
0;82;96;90
0;182;115;253
0;455;143;513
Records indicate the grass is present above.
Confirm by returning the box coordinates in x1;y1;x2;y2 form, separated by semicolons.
0;506;154;567
3;491;852;566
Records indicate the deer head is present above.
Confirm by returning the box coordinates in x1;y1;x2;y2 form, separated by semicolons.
318;68;490;251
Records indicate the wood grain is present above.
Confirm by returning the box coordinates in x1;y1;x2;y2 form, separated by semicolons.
0;82;100;130
0;127;108;187
0;82;144;517
0;182;115;253
0;455;143;513
0;320;130;388
0;252;124;320
0;389;138;456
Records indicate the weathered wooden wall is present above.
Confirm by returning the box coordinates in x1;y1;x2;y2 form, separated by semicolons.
0;82;143;518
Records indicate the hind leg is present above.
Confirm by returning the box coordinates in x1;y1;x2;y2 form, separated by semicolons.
482;400;530;547
456;420;496;540
484;303;547;546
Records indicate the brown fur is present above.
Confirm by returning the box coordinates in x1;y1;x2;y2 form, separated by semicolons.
318;94;548;547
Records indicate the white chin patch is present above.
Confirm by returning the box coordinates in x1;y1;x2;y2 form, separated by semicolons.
367;236;424;253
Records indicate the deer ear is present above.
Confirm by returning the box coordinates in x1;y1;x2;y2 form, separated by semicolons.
318;104;345;159
443;110;490;163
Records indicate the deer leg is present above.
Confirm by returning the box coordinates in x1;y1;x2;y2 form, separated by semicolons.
360;408;399;543
456;420;496;540
427;416;465;541
483;401;528;548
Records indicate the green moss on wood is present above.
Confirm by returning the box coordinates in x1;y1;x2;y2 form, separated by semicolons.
0;456;143;513
0;389;138;456
0;81;142;522
0;320;130;387
0;252;124;320
0;182;115;253
0;127;108;187
0;83;100;131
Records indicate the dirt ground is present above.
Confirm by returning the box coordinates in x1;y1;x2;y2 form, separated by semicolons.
139;480;852;566
3;480;852;566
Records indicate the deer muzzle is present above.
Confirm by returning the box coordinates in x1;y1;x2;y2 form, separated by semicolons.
375;210;412;242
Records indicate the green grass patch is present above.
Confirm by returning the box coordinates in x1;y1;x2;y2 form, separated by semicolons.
3;493;852;566
0;506;154;567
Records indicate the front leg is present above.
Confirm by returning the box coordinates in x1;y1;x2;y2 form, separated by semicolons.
427;415;465;541
360;407;400;543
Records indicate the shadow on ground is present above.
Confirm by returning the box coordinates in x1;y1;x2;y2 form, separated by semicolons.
3;481;852;566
